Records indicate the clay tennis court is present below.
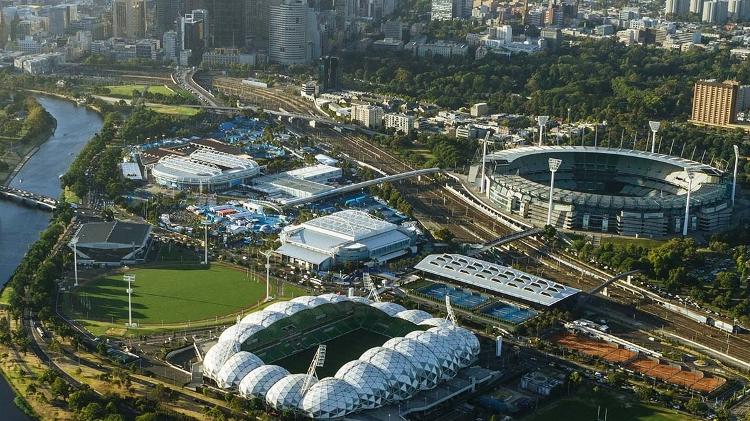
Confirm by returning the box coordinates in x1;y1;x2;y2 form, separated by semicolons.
553;333;726;393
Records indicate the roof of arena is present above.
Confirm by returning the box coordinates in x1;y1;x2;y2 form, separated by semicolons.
414;254;580;307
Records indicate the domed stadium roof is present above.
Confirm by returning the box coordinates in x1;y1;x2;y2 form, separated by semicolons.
300;378;360;419
239;365;290;399
419;317;453;328
203;340;239;380
240;310;286;327
265;301;309;316
395;309;432;324
266;373;317;411
428;327;474;367
383;337;442;390
291;295;328;308
369;302;407;317
448;326;481;359
406;330;461;380
218;323;264;343
318;293;349;303
335;360;391;409
359;347;418;401
215;351;264;389
348;296;371;305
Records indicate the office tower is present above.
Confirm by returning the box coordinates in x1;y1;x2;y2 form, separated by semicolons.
112;0;146;39
691;80;739;126
204;0;247;48
702;0;729;22
690;0;705;14
318;56;341;92
431;0;453;20
155;0;181;35
245;0;271;49
163;29;179;62
269;0;321;65
665;0;690;16
180;9;207;52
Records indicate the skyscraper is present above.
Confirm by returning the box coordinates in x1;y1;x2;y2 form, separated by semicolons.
269;0;321;65
204;0;247;48
245;0;271;49
691;80;739;127
690;0;705;14
112;0;146;39
155;0;182;35
431;0;453;20
318;56;341;92
702;0;729;23
665;0;690;16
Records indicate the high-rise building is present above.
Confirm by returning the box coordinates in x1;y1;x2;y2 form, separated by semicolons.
431;0;471;20
245;0;271;49
180;9;208;52
49;4;77;36
691;80;739;126
351;104;384;128
155;0;182;35
204;0;247;48
112;0;146;39
690;0;705;14
702;0;729;23
163;30;179;62
666;0;690;16
269;0;321;65
318;56;341;92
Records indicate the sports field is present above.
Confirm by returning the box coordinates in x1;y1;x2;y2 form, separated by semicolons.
147;104;200;116
523;389;696;421
105;84;177;98
62;264;307;326
274;329;391;378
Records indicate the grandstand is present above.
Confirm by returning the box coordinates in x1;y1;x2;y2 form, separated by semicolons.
484;146;732;237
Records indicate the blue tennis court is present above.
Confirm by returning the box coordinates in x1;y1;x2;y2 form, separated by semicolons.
420;284;488;309
482;303;537;324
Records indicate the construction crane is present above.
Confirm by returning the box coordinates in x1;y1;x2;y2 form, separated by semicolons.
300;345;327;396
445;295;457;325
363;272;381;303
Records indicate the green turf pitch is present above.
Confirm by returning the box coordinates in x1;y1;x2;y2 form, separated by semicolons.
63;265;305;325
273;329;391;378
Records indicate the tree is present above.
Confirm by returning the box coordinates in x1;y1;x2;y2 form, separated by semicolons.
78;402;105;421
685;397;706;415
433;227;454;242
50;377;70;400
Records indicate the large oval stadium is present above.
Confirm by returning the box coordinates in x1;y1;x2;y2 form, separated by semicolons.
484;146;733;237
200;294;483;419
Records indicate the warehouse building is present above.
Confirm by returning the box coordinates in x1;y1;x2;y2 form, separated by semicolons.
277;210;417;270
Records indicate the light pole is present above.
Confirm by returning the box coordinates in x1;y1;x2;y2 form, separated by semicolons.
260;250;272;301
683;170;694;236
124;273;136;328
649;121;661;154
733;145;739;206
201;220;211;265
480;132;490;193
71;237;79;287
547;158;562;226
537;115;549;146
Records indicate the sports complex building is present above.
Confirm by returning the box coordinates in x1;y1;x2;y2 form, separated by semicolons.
482;146;733;237
69;221;152;266
201;294;490;419
142;139;261;191
276;210;417;271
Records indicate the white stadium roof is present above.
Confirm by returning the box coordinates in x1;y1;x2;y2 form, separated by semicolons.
304;210;396;242
202;295;482;418
415;254;580;307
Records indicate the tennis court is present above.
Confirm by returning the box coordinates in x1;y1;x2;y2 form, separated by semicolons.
420;283;488;309
482;302;537;324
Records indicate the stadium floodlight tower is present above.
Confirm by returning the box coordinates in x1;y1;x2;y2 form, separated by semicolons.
260;250;273;301
480;132;491;193
201;220;211;265
124;273;136;328
648;121;661;153
537;115;549;146
682;170;695;236
546;158;562;226
733;145;740;206
445;296;457;325
301;345;327;396
71;236;79;287
363;272;381;302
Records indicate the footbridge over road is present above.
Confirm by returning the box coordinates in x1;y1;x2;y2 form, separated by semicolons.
467;228;545;256
281;168;441;208
0;185;58;211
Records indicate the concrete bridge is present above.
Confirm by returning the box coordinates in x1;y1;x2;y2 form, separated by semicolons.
0;186;58;211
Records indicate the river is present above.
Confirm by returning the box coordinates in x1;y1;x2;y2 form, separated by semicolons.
0;95;103;420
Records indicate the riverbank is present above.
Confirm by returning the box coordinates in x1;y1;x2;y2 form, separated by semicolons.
0;95;57;185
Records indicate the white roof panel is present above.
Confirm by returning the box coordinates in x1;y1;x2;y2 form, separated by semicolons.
414;254;579;307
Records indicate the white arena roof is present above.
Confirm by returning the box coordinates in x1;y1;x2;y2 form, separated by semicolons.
414;254;580;307
304;210;396;242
